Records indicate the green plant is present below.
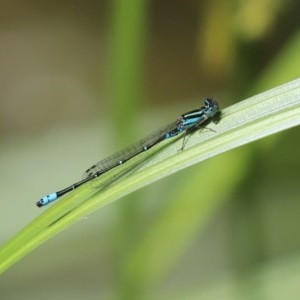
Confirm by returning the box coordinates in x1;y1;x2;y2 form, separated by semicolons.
0;78;300;275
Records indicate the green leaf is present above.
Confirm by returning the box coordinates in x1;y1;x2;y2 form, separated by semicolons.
0;78;300;274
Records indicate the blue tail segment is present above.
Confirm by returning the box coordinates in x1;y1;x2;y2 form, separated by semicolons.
36;192;58;207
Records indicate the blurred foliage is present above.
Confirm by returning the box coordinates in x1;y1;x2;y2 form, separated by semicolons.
0;0;300;299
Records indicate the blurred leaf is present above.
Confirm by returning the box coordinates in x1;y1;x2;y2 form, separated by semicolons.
254;27;300;92
123;149;251;289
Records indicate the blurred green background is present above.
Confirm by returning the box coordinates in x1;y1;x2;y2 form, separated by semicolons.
1;0;300;299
